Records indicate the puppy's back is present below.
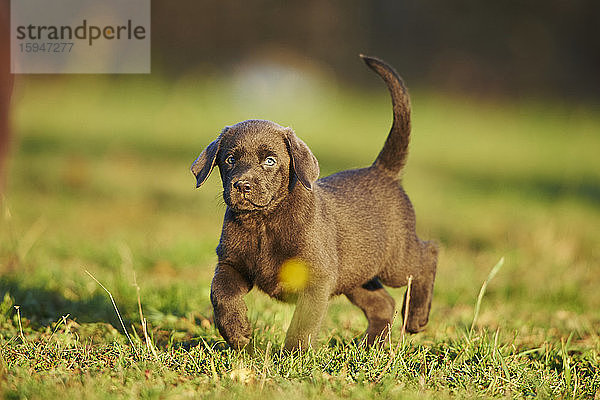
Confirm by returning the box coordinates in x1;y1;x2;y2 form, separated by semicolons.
314;166;417;293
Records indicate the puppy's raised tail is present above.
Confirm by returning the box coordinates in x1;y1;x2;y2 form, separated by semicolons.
360;54;411;175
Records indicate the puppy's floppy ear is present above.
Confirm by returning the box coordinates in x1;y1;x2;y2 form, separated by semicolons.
285;128;319;190
190;127;228;188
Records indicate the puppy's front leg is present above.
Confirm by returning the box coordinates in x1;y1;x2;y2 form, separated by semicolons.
211;263;253;350
284;281;331;351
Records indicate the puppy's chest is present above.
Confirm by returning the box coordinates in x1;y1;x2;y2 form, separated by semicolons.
221;225;297;300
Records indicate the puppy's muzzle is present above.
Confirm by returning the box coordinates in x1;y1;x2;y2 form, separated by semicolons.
234;180;252;194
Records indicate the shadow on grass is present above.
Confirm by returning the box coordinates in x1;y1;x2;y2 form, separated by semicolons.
0;275;226;351
0;275;127;328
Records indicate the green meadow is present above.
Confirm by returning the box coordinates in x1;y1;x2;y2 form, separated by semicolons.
1;74;599;399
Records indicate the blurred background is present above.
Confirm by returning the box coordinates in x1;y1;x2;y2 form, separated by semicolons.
0;0;599;347
151;0;600;99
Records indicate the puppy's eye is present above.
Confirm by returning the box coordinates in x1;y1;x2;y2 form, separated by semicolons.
225;155;235;165
264;156;277;167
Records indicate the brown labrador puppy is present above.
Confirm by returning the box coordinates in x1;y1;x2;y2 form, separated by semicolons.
191;55;438;351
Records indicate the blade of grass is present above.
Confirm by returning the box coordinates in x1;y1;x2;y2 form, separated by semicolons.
401;275;413;337
133;271;158;360
376;274;413;382
260;341;272;391
470;257;505;335
84;269;137;355
42;313;70;352
562;332;574;393
14;305;28;348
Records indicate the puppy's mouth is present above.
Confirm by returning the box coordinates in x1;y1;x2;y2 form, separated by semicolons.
226;192;274;211
243;194;272;209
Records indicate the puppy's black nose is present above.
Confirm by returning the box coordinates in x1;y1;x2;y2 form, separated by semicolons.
234;180;252;193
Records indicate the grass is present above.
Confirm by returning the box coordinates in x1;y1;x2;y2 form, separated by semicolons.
1;72;599;399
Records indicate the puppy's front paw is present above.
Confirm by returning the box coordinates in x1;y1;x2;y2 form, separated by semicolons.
228;335;251;351
215;315;252;350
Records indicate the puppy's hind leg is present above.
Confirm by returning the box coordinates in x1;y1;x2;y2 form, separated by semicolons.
345;278;395;346
401;242;438;333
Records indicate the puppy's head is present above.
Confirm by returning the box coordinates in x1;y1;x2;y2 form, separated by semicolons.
191;120;319;212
